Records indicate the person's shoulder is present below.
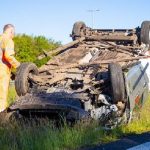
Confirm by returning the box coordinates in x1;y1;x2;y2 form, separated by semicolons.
3;35;14;44
1;34;8;42
1;35;14;48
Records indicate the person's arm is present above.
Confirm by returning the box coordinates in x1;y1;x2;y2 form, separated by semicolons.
3;39;20;68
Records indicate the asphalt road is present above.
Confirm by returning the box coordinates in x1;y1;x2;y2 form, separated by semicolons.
81;132;150;150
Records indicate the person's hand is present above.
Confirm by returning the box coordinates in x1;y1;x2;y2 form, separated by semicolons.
11;65;20;80
16;62;21;69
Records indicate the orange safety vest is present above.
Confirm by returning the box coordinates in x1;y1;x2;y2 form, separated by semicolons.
0;34;20;112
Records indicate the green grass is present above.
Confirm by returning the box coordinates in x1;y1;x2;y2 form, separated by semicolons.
0;87;149;150
121;96;150;134
7;85;17;106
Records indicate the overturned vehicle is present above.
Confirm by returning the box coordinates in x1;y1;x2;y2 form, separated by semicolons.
9;21;150;128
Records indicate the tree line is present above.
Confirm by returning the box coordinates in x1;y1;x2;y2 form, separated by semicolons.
14;34;61;67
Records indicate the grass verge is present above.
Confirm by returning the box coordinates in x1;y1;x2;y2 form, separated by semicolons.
0;86;149;150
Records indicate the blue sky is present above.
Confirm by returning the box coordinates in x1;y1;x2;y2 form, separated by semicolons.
0;0;150;44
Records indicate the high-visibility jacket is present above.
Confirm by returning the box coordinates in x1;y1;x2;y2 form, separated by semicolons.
0;34;20;112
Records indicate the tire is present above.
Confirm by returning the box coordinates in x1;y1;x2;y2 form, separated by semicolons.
108;63;126;103
72;21;86;40
15;63;38;96
140;21;150;46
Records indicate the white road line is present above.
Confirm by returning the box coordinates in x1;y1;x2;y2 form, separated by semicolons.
127;142;150;150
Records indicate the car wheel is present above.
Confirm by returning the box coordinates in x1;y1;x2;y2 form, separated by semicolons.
72;21;86;40
15;62;39;96
141;21;150;47
108;62;126;103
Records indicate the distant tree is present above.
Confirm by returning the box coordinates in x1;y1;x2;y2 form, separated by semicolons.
14;34;61;66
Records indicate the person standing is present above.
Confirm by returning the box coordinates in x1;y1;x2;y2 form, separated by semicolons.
0;24;20;112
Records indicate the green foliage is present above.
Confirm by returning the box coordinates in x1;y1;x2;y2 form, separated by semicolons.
14;34;60;67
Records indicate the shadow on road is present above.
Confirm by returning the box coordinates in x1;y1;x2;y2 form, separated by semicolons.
81;131;150;150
